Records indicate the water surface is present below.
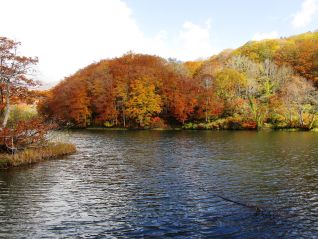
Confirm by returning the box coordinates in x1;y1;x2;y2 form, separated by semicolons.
0;130;317;238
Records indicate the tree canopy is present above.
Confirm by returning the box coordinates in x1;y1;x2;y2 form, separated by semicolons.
38;31;318;130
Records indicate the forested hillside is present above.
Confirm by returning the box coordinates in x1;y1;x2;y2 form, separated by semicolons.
38;32;318;130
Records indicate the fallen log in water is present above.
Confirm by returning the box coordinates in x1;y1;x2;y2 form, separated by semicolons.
198;186;263;213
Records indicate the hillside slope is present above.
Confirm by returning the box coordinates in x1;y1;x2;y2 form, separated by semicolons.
38;32;318;130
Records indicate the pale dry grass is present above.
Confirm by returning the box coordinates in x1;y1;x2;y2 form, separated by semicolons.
0;143;76;169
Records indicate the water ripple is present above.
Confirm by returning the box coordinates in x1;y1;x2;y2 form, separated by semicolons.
0;130;317;238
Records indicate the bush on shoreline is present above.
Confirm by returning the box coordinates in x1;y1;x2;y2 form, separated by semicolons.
182;118;318;131
0;142;76;169
183;117;257;130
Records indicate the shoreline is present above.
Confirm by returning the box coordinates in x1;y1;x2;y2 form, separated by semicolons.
0;143;76;170
85;127;318;132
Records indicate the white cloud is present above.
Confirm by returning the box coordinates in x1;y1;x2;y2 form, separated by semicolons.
292;0;318;28
0;0;216;84
1;0;144;83
175;20;215;60
252;31;279;41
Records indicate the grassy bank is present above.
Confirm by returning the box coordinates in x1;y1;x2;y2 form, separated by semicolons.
0;143;76;169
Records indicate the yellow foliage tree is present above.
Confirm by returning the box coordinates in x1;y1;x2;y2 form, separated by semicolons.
125;77;162;127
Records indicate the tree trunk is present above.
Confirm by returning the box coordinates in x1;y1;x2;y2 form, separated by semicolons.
248;97;257;126
257;114;263;130
123;108;126;128
205;98;208;122
0;88;4;116
298;109;304;127
308;114;316;129
2;83;10;128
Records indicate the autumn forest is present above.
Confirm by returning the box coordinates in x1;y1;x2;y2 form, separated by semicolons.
37;31;318;130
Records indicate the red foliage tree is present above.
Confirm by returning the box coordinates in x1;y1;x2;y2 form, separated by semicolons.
0;37;38;128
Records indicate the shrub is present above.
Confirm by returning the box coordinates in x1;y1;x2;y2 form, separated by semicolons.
149;117;167;128
0;119;57;153
8;104;37;126
183;122;198;129
183;117;258;130
104;121;114;128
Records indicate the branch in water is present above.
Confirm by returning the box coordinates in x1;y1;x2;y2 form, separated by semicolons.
198;186;263;213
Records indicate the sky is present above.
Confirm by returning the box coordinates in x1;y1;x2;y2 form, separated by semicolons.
0;0;318;85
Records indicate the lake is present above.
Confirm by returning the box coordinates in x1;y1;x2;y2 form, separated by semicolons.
0;130;317;238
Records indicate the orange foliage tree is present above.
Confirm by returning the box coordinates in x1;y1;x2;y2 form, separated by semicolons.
0;37;38;128
0;37;59;152
275;38;318;85
125;77;162;127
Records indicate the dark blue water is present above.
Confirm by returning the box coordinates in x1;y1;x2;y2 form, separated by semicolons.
0;130;317;238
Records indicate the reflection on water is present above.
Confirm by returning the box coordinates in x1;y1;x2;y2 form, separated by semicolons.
0;130;317;238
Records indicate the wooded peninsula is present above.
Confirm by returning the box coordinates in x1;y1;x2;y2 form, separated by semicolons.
38;31;318;131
